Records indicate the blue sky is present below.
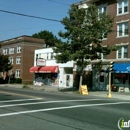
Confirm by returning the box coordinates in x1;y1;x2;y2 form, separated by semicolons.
0;0;79;41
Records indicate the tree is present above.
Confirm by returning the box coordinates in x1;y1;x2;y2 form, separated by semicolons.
0;54;12;73
32;30;61;47
53;4;118;89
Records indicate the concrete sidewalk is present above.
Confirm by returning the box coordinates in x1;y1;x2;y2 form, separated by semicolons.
0;84;130;100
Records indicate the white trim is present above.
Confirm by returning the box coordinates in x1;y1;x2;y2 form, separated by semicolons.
116;19;129;24
115;42;129;46
116;12;129;16
116;35;129;38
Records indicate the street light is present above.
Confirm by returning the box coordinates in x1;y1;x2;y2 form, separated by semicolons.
108;61;114;98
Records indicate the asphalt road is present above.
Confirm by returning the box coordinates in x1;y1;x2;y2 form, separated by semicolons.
0;87;130;130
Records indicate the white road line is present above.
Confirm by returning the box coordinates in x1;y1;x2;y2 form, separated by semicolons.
0;99;101;108
0;98;43;103
0;99;103;108
0;101;130;117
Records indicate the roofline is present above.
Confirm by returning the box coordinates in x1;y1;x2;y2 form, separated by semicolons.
0;35;32;42
0;35;45;46
73;0;99;5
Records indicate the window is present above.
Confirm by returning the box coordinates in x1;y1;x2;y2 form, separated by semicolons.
51;53;54;59
117;46;128;58
15;70;20;78
16;57;21;64
9;47;14;54
3;48;7;55
117;0;129;15
98;4;107;19
100;73;105;82
47;53;49;59
9;57;14;64
117;22;128;37
98;53;106;59
17;46;21;53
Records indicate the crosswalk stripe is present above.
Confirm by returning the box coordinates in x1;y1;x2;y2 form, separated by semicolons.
0;101;129;117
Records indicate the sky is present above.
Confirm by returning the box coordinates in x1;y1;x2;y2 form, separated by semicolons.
0;0;80;41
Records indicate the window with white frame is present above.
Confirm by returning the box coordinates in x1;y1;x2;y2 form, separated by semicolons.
117;46;128;58
97;53;106;59
3;48;7;55
16;57;21;64
98;4;107;18
117;22;128;37
9;57;14;64
9;47;14;54
117;0;129;15
15;70;20;78
17;46;21;53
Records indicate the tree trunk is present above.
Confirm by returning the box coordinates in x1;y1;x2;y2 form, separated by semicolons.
79;74;83;91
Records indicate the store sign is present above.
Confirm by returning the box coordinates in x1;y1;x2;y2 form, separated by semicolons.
36;58;46;66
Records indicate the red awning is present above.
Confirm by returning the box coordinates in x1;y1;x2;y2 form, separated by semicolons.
29;66;58;73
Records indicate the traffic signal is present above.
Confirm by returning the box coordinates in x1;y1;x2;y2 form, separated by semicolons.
109;61;114;72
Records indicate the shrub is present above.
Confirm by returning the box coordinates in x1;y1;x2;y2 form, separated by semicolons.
0;77;5;84
15;78;22;84
23;84;29;89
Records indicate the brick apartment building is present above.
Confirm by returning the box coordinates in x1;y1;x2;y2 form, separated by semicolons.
0;35;45;83
75;0;130;91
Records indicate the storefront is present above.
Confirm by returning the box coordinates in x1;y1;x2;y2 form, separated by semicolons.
29;47;74;88
29;66;59;86
113;62;130;92
92;62;130;92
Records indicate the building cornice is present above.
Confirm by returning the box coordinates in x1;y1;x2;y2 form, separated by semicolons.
73;0;99;5
0;36;45;46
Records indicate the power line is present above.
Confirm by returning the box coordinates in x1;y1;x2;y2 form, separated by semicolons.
48;0;69;6
0;9;61;22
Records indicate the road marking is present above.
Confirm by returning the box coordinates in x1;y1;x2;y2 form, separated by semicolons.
0;98;43;103
0;90;43;99
0;101;130;117
0;99;104;108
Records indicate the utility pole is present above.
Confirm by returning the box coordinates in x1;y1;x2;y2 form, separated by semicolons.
107;61;114;98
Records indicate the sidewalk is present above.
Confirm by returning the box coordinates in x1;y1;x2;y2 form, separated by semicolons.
0;84;130;100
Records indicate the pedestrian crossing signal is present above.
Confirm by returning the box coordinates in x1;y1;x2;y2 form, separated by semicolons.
109;61;114;72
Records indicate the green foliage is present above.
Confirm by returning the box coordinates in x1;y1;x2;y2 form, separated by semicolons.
54;5;116;67
15;78;22;84
22;84;29;89
32;30;61;47
54;4;117;87
0;54;12;72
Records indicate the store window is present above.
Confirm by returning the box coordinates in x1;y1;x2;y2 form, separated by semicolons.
114;73;128;84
